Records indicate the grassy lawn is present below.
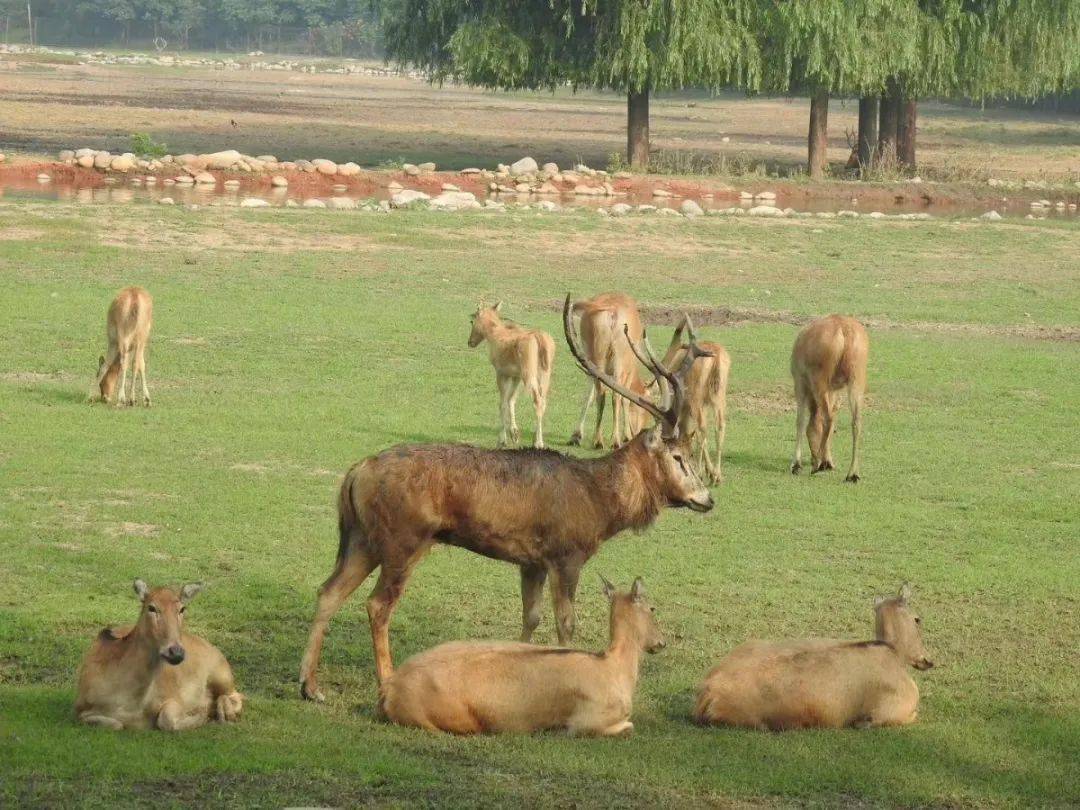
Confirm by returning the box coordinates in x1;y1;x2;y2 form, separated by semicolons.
0;203;1077;808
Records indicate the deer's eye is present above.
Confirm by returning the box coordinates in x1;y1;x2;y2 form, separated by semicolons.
179;606;186;614
147;605;158;614
914;617;921;625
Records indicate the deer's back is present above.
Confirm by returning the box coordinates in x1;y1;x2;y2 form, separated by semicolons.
696;638;912;729
791;315;867;389
382;640;615;733
108;286;153;345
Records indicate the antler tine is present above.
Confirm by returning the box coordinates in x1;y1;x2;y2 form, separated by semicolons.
623;325;675;415
563;294;667;427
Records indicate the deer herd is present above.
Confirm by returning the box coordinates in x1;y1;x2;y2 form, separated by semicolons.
77;285;933;736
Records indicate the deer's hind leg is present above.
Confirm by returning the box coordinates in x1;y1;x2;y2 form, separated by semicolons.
135;341;151;407
845;382;865;483
548;562;582;644
791;379;811;474
78;712;124;730
300;541;378;701
520;565;548;641
367;539;432;686
570;382;596;446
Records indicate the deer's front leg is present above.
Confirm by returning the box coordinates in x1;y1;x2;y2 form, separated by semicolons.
548;562;582;644
520;565;548;641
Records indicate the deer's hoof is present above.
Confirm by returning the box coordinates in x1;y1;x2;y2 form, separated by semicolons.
844;474;861;484
300;681;325;703
567;434;582;446
790;463;802;475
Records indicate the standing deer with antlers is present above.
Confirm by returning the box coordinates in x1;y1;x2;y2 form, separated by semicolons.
657;316;731;484
790;315;869;482
299;295;714;699
467;302;555;449
567;293;652;449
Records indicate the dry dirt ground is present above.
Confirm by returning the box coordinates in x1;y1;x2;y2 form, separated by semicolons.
2;56;1079;179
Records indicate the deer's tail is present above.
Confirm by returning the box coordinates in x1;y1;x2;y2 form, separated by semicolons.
335;463;362;565
537;334;553;373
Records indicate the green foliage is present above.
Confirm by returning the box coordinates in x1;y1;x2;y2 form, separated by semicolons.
129;131;168;158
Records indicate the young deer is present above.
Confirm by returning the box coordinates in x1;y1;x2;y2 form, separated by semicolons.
790;315;868;481
568;293;651;448
657;316;731;484
95;286;153;407
694;583;932;730
75;580;243;731
299;295;713;698
380;577;663;735
468;302;555;449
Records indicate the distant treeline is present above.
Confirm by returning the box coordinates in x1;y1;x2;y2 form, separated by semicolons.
2;0;403;56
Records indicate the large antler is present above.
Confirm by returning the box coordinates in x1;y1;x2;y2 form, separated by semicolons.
562;294;669;429
624;315;711;438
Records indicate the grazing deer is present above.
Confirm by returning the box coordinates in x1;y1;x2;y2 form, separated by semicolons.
568;293;651;448
380;577;663;735
467;302;555;449
789;315;868;481
694;583;932;731
299;294;714;699
95;286;153;407
657;316;731;484
75;580;243;731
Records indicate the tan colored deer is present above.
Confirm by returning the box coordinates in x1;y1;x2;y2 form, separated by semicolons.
299;294;713;698
95;286;153;407
468;302;555;449
694;583;932;731
380;577;663;735
656;316;731;484
568;293;651;448
75;580;243;731
789;315;868;481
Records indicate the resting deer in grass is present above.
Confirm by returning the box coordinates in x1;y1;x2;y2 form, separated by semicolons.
695;583;932;730
75;580;243;731
468;302;555;449
381;577;663;735
655;316;731;484
95;286;153;407
790;315;868;481
299;294;713;698
568;293;651;448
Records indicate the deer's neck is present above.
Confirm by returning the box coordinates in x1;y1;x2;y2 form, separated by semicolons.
604;617;645;693
115;625;165;697
591;443;664;536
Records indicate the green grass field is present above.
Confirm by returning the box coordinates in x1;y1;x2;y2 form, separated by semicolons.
0;203;1077;808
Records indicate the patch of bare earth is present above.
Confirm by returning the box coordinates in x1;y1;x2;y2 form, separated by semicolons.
97;218;393;253
0;370;78;384
105;522;160;538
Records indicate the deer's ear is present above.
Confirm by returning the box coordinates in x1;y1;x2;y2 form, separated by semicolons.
873;595;887;608
133;579;149;600
599;574;616;601
179;582;204;605
643;427;662;451
630;577;645;602
898;582;912;604
493;300;503;313
98;355;105;367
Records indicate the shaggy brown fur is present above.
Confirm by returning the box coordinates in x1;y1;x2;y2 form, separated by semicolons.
75;581;242;731
467;302;555;449
695;584;932;731
380;578;663;735
790;314;869;481
95;286;153;407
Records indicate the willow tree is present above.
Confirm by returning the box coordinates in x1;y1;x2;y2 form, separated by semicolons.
382;0;761;170
757;0;923;178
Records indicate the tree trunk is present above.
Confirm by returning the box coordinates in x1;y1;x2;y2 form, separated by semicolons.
808;90;829;179
627;90;650;171
877;79;901;166
897;98;917;169
857;96;879;174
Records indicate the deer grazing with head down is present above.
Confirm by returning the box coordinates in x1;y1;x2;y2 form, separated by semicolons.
95;286;153;407
75;580;243;731
467;302;555;449
567;293;652;449
656;315;731;484
380;577;664;736
694;583;932;730
299;294;714;699
790;314;868;481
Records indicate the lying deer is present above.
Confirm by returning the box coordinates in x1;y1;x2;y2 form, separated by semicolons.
657;316;731;484
299;294;713;698
75;580;243;731
790;314;868;481
467;302;555;448
380;577;663;735
694;583;932;730
95;286;153;407
568;293;651;448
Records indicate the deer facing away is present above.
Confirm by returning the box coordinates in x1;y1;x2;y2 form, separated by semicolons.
380;577;663;735
95;286;153;407
790;314;868;481
75;580;243;731
694;583;932;730
467;302;555;449
568;293;652;449
298;294;714;699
